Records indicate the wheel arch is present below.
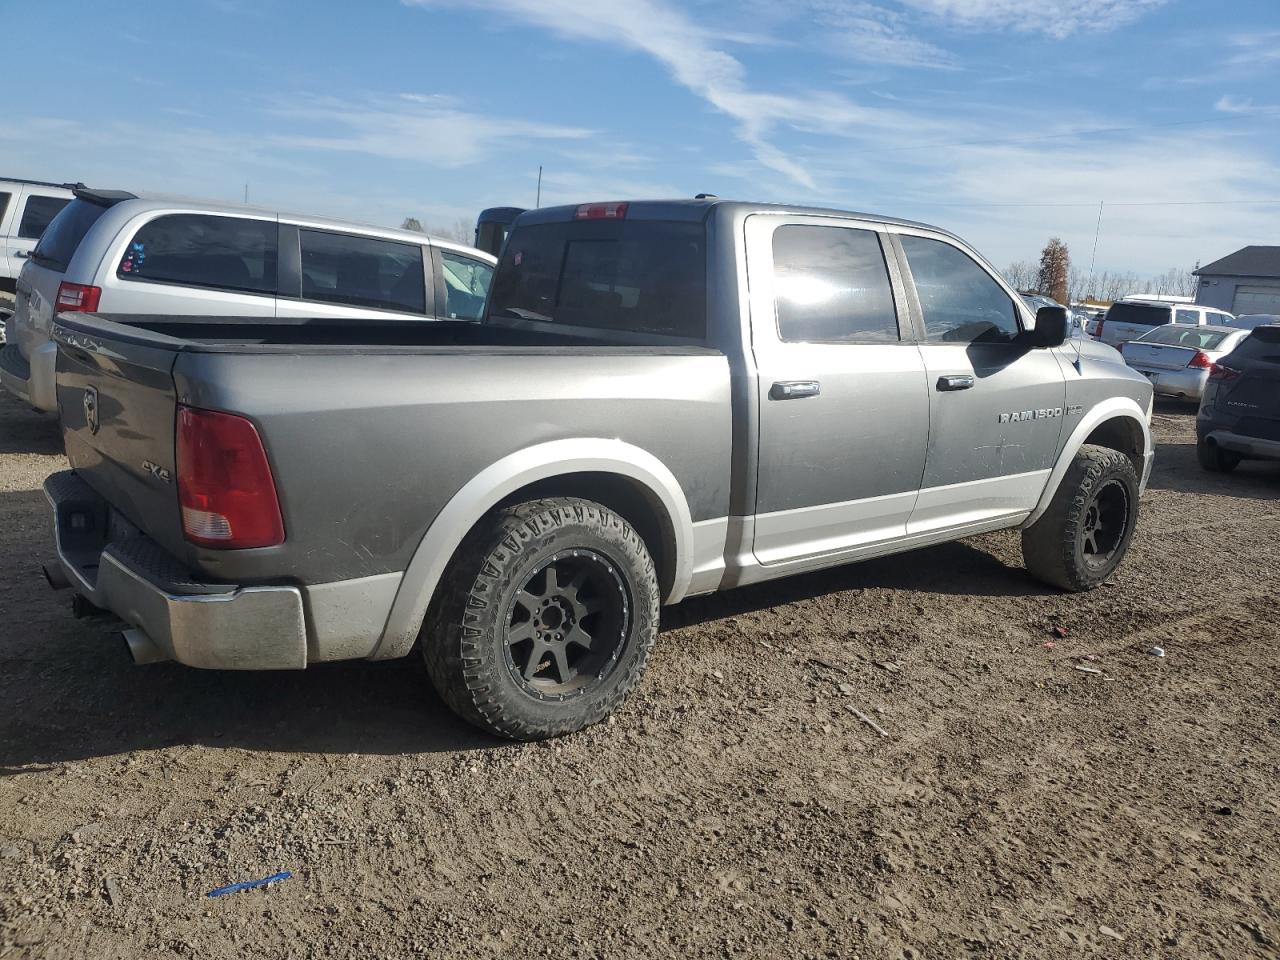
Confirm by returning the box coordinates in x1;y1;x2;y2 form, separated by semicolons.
370;438;695;660
1022;397;1152;528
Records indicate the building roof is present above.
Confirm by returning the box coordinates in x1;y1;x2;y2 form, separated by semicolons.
1194;246;1280;279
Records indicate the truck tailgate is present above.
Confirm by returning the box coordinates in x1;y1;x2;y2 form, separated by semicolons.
55;326;186;557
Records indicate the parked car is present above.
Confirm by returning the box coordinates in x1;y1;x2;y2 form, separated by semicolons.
0;177;74;293
1118;323;1249;402
42;198;1154;739
1223;313;1280;332
1096;299;1234;348
1021;294;1086;339
1196;324;1280;471
0;188;497;412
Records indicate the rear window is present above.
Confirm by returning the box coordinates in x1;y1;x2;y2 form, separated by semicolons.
0;192;10;223
18;195;71;240
488;219;707;339
1141;326;1232;349
119;214;277;296
1107;302;1170;327
30;199;109;272
1227;327;1280;363
440;250;493;321
299;229;425;314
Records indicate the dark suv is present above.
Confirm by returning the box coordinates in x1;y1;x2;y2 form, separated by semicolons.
1197;324;1280;472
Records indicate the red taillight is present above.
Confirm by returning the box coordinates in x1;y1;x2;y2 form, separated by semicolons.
1188;350;1212;369
55;281;102;313
1096;319;1105;338
574;201;629;220
1208;363;1241;382
177;407;284;549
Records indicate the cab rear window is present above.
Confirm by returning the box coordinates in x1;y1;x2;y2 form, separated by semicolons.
488;219;706;339
1107;303;1170;326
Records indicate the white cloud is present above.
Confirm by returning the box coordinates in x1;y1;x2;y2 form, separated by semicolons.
894;0;1168;38
1214;95;1279;116
1226;29;1280;65
267;94;591;167
809;1;959;68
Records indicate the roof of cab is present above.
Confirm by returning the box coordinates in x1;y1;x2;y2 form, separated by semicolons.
515;197;956;238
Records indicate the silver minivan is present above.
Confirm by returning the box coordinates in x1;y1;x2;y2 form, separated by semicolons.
0;188;496;411
1097;299;1234;349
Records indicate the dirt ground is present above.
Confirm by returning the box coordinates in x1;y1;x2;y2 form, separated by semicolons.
1;388;1278;960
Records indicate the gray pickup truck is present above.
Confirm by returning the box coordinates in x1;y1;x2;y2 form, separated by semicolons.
43;199;1154;739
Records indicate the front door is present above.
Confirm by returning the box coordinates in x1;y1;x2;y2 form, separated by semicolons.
746;215;930;566
889;231;1068;535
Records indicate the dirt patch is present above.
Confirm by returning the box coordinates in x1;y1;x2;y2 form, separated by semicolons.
1;392;1278;959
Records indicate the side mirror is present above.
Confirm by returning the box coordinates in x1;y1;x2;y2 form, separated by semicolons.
1032;306;1069;348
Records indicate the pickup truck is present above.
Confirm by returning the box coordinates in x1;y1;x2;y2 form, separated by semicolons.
43;198;1155;740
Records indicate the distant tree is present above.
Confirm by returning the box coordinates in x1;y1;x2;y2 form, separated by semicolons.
401;217;425;232
1036;238;1070;304
401;216;473;245
1003;260;1036;291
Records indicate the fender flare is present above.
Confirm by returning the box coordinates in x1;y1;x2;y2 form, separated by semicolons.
370;438;695;660
1022;396;1152;528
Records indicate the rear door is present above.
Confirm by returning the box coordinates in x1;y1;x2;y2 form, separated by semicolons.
1103;302;1172;345
890;230;1067;533
276;224;433;322
5;188;72;282
745;214;930;565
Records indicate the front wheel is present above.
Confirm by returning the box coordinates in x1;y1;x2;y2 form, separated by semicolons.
422;498;660;740
1022;444;1140;592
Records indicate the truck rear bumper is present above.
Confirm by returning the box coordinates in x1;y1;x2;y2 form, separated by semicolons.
44;470;308;670
0;339;57;411
1205;429;1280;461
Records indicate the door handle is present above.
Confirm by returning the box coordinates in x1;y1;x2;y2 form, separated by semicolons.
13;250;28;259
770;380;821;400
936;374;975;392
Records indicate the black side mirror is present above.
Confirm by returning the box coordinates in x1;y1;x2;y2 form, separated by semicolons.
1032;306;1069;348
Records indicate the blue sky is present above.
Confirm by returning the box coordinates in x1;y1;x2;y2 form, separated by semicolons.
4;0;1279;276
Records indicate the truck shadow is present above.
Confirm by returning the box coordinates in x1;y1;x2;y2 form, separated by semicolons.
0;392;62;455
1145;439;1280;497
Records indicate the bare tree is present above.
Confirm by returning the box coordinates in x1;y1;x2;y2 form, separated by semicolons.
401;217;425;233
1003;260;1036;292
400;216;474;245
1037;238;1070;304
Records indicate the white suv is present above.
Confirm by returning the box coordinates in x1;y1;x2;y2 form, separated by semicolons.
1;188;496;411
1096;300;1234;348
1;178;74;293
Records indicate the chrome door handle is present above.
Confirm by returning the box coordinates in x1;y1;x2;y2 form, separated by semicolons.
770;380;821;400
936;374;975;392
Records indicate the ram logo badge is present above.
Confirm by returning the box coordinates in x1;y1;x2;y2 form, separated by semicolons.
83;387;100;435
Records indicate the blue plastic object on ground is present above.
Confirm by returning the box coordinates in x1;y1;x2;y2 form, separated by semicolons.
207;871;292;897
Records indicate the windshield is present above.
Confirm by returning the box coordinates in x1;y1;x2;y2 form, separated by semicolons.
1106;302;1170;327
487;219;707;339
1140;325;1232;350
30;198;108;272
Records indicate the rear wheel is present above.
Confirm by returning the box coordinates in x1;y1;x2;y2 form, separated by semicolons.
422;497;659;740
1197;439;1241;473
1022;444;1140;592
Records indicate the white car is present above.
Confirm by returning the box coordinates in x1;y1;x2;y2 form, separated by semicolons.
1096;300;1234;348
1;188;497;411
0;178;74;293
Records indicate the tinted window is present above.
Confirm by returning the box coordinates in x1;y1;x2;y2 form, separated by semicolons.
772;225;898;342
1106;302;1170;327
17;195;71;240
1142;326;1232;349
0;192;10;224
1175;309;1199;324
30;198;108;272
900;235;1018;343
1226;327;1280;363
489;219;706;339
300;229;425;313
440;251;493;320
120;214;277;295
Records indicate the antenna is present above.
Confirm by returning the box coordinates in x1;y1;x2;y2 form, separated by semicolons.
244;183;249;204
535;165;542;208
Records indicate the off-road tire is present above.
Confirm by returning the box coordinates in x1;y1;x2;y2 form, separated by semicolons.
1196;438;1241;473
422;498;659;740
1022;444;1140;592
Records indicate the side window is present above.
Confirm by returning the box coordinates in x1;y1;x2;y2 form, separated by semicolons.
299;229;425;314
440;251;494;321
899;235;1019;344
772;225;899;342
119;214;277;295
18;195;71;240
0;192;11;225
1175;309;1198;324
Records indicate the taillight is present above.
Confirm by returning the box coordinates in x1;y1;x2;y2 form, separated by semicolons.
1095;319;1105;339
1208;363;1241;382
55;281;102;313
176;407;284;548
574;202;629;220
1188;350;1212;369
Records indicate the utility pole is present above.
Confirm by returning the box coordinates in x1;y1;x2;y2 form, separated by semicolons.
244;183;249;204
535;165;542;209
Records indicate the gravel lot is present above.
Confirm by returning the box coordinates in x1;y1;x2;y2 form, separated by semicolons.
1;388;1278;959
